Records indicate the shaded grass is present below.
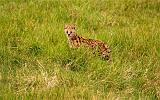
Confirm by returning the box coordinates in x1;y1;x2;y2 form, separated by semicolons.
0;0;160;99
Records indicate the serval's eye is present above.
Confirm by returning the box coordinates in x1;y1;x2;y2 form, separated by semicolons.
70;31;72;34
66;31;68;33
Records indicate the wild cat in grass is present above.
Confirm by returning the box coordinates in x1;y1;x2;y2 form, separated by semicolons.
64;24;111;61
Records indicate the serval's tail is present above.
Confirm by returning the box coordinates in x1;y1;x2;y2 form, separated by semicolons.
101;44;111;61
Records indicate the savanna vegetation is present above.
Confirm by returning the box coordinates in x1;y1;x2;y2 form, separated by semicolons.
0;0;160;99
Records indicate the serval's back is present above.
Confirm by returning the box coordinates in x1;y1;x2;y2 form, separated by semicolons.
64;24;111;60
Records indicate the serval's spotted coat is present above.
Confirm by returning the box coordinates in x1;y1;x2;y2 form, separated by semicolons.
64;24;111;60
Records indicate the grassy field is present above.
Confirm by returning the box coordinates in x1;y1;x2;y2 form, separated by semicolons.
0;0;160;99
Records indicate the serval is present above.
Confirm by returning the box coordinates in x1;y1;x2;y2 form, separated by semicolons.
64;24;111;60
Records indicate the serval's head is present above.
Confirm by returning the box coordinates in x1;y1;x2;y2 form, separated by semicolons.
64;24;76;37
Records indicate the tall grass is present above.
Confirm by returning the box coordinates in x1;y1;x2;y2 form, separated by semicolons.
0;0;160;99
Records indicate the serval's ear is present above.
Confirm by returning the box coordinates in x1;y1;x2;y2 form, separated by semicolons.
71;24;76;29
64;24;68;29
